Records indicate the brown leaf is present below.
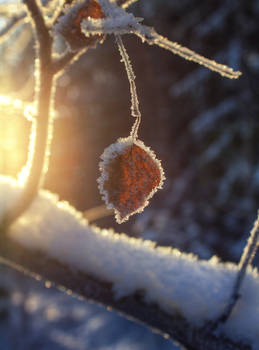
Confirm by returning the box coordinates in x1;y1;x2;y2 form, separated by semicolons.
58;0;105;51
98;138;165;223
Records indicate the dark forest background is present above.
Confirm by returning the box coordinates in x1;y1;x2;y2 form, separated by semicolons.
0;0;259;349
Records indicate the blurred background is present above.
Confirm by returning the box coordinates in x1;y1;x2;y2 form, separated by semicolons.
0;0;259;349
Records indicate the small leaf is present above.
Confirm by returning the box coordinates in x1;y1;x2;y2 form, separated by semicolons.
98;137;165;223
55;0;105;51
74;0;105;27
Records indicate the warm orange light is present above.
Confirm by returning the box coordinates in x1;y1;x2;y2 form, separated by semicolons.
0;94;31;182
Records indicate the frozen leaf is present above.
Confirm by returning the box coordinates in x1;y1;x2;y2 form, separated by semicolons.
98;137;165;223
80;0;241;79
54;0;105;51
74;0;105;25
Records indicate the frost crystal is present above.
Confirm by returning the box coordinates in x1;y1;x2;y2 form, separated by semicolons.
80;0;241;79
54;0;105;51
97;137;165;223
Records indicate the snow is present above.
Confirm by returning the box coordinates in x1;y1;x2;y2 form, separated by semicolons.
75;0;241;79
53;1;88;38
0;175;259;348
81;13;141;36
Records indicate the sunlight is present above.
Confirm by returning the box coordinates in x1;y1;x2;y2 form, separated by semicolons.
17;117;35;185
0;94;32;183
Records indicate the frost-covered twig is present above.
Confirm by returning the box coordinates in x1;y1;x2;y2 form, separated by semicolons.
81;10;241;79
52;48;87;75
134;25;241;79
0;13;26;44
215;213;259;326
115;35;141;139
116;0;139;8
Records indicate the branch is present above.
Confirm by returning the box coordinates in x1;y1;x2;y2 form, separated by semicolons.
0;175;258;348
135;26;242;79
24;0;51;51
214;213;259;326
116;0;139;8
52;48;87;75
0;233;252;350
2;0;54;227
0;13;26;44
81;17;241;79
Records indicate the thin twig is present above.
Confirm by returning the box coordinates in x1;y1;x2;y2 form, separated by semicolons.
51;0;66;26
214;213;259;325
115;34;141;139
52;48;87;75
80;17;241;79
117;0;139;8
0;13;27;44
84;204;113;222
134;25;242;79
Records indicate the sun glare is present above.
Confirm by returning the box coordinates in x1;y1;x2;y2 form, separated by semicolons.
0;94;33;183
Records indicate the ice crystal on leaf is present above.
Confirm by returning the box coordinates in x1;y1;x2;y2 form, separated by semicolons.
98;137;165;223
54;0;105;51
54;0;241;78
54;0;241;222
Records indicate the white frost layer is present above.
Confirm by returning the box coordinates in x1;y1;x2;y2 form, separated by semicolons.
0;176;258;349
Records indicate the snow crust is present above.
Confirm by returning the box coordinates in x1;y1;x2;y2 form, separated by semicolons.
0;176;258;348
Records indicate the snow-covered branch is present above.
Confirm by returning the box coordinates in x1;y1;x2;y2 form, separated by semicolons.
79;6;241;79
0;176;258;350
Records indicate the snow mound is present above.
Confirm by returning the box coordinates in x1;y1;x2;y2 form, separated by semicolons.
0;176;258;349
